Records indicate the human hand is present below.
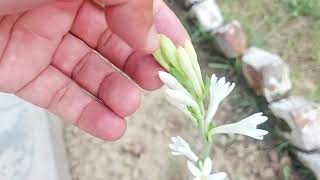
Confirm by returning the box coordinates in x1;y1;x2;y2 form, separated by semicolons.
0;0;189;141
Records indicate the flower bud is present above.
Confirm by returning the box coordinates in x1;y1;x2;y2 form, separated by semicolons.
159;34;181;71
177;46;202;97
153;49;170;71
183;40;204;88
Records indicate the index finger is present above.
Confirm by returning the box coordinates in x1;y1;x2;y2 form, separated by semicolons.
153;0;190;44
99;0;158;53
71;0;189;90
122;0;190;89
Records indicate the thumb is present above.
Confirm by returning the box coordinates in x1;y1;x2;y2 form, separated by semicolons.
0;0;54;15
97;0;159;53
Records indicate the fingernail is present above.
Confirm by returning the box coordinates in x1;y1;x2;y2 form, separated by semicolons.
145;25;160;53
92;0;107;7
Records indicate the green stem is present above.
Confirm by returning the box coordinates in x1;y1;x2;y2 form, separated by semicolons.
198;117;206;141
198;101;205;116
204;142;213;158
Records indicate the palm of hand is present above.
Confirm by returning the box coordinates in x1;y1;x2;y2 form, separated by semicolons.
0;0;188;141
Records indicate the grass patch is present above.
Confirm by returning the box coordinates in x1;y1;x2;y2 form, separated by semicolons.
281;0;320;18
218;0;320;103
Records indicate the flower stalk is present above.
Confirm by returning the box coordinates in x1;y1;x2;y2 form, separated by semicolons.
153;34;269;180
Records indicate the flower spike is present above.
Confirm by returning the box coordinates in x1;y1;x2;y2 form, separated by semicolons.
152;35;269;180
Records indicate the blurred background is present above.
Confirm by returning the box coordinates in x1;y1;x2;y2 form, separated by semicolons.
1;0;319;180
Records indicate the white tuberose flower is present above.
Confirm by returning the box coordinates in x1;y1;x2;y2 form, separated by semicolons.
169;136;199;162
187;158;227;180
159;71;200;116
159;71;188;94
205;74;235;125
213;113;269;140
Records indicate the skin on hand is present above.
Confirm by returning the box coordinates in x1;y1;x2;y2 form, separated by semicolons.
0;0;189;141
0;0;54;15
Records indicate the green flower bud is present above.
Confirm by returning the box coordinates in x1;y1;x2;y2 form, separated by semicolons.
159;34;181;71
177;46;202;97
183;40;204;88
153;49;170;71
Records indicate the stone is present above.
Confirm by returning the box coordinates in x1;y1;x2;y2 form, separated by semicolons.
242;47;292;102
269;96;320;151
189;0;224;32
122;141;145;157
297;152;320;180
0;93;71;180
213;20;247;58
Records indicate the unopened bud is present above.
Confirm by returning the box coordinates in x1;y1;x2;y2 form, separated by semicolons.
159;34;181;71
183;40;204;88
153;49;170;71
177;46;202;97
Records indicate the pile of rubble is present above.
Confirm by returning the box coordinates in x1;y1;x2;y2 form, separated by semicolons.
185;0;320;179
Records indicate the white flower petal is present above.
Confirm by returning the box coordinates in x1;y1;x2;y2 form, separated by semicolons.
208;172;227;180
158;71;185;92
166;89;198;108
187;161;201;177
171;137;182;145
226;83;236;95
240;112;268;126
166;96;194;119
243;129;269;140
169;136;199;162
169;144;179;151
205;103;219;125
202;157;213;175
171;152;182;156
188;158;226;180
205;75;235;124
211;74;218;85
158;71;195;103
212;113;269;140
187;152;199;163
213;123;237;134
177;136;189;147
217;77;226;87
171;136;178;142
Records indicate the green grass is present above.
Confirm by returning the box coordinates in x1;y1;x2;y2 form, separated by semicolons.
218;0;320;103
281;0;320;18
177;1;320;101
